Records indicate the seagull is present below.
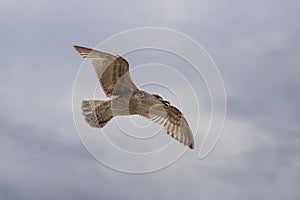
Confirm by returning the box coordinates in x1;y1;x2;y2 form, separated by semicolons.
74;45;194;149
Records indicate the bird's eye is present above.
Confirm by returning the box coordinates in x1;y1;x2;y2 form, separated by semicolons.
153;94;162;99
162;100;170;106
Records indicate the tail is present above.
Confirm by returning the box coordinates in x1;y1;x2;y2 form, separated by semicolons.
81;100;113;128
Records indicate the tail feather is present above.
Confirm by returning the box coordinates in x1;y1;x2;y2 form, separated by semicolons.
81;100;113;128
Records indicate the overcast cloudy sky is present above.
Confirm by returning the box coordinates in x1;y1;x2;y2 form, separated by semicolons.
1;0;299;199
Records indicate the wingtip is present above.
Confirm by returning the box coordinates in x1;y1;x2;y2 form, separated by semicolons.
73;45;92;58
73;45;82;53
73;45;85;52
189;141;194;149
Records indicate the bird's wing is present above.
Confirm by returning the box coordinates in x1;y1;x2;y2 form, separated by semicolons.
144;103;194;149
74;45;137;97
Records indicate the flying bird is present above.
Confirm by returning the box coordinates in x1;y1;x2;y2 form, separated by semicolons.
74;45;194;149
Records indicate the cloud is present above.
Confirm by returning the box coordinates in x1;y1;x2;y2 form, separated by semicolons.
0;0;300;199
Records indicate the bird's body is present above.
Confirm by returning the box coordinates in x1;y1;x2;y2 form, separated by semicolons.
74;45;194;149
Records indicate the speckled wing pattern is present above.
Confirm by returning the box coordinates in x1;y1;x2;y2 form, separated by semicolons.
146;103;194;149
74;45;137;97
74;45;194;149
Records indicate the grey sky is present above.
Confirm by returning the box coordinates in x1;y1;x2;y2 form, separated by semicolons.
1;0;299;199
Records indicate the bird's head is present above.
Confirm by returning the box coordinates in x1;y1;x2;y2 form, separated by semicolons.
153;94;170;106
153;94;164;101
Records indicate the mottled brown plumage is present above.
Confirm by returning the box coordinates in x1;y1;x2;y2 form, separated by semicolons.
74;45;194;149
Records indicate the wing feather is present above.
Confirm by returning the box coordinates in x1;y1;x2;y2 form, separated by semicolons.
74;45;137;97
146;103;194;149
